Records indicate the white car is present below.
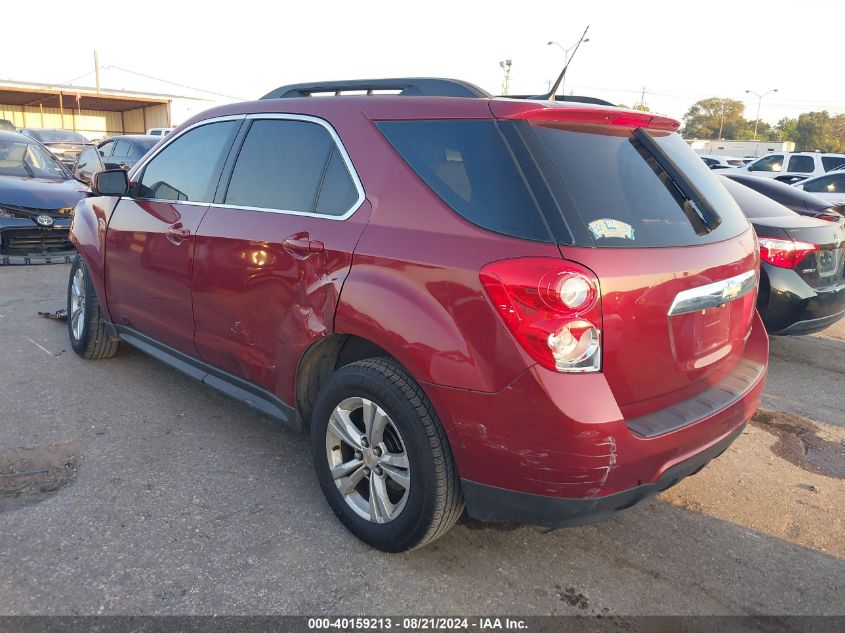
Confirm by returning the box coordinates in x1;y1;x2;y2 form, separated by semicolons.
734;151;845;184
795;171;845;207
145;127;174;138
698;154;745;169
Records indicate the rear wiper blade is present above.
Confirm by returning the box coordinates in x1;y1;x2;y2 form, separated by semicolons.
632;127;722;235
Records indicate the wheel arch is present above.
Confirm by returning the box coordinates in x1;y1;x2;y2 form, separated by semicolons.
295;333;400;428
69;195;121;322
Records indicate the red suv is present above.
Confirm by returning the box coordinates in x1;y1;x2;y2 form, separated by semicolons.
67;79;768;552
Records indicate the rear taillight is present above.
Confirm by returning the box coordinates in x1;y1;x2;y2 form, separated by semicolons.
758;237;818;269
480;258;602;373
817;209;843;222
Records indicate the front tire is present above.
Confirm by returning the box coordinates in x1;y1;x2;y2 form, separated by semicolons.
67;256;119;359
311;358;463;552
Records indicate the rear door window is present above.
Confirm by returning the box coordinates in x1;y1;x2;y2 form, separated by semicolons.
787;155;815;173
223;118;360;216
376;120;551;241
804;174;845;193
527;123;749;247
749;155;784;172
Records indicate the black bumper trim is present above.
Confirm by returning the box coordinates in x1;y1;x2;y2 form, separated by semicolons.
772;308;845;336
625;358;765;438
461;424;745;528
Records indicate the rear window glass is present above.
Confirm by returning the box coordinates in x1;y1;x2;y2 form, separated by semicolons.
529;124;749;247
822;156;845;171
28;129;88;144
376;120;551;242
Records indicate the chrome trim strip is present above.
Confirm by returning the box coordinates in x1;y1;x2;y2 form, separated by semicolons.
128;114;247;181
667;269;757;316
126;113;366;222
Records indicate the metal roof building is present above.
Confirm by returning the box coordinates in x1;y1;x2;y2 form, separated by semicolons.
0;79;217;141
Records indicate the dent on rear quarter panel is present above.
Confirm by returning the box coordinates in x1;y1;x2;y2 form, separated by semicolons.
69;195;120;322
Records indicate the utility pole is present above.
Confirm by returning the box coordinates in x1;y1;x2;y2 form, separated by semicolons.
499;59;512;96
745;88;778;141
94;50;101;94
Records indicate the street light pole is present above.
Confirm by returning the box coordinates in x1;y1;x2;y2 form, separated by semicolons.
548;35;589;97
745;88;778;141
499;59;512;96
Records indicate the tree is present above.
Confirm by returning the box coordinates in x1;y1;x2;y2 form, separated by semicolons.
682;98;747;139
632;102;651;112
791;111;845;153
775;117;798;141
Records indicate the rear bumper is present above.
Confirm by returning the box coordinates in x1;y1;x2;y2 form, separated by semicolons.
461;424;744;528
424;312;768;527
762;263;845;335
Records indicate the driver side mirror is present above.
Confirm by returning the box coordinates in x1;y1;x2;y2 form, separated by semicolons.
91;169;128;196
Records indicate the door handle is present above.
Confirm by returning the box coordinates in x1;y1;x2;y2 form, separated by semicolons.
283;236;324;254
165;223;191;245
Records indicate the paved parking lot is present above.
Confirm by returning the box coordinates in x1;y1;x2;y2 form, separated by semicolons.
1;263;843;616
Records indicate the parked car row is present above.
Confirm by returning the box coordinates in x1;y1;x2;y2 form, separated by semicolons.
58;77;845;552
0;130;87;264
700;150;845;185
0;129;160;263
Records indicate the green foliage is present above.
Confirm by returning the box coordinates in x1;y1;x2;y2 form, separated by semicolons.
682;98;748;139
682;97;845;151
791;111;845;153
776;117;798;141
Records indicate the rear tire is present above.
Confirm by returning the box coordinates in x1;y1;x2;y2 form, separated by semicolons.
311;358;463;552
67;256;119;359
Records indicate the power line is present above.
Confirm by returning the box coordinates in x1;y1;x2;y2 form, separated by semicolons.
106;65;247;100
61;64;246;101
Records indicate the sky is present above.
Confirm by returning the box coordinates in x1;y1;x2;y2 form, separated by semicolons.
3;0;842;125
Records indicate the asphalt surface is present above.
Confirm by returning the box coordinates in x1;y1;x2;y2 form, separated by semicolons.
0;263;843;616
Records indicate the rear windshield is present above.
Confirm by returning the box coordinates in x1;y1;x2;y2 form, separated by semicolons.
28;129;88;144
376;120;551;242
529;123;749;247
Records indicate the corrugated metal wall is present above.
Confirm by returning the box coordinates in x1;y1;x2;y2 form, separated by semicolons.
0;102;170;140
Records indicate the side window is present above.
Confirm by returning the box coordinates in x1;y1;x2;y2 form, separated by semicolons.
804;175;845;193
137;121;238;202
111;140;131;158
376;120;551;241
224;118;359;216
98;141;115;157
75;146;102;174
787;155;815;173
822;156;845;171
749;154;784;172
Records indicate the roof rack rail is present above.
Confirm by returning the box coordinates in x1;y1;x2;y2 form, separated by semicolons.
261;78;491;100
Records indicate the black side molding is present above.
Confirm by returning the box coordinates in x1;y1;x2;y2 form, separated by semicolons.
462;424;745;528
114;326;298;430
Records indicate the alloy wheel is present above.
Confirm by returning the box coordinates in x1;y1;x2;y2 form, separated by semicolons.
325;396;411;523
69;268;86;341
